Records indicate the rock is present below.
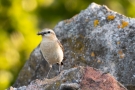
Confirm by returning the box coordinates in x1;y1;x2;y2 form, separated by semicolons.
54;3;135;89
11;66;127;90
81;67;127;90
13;2;135;89
13;45;62;87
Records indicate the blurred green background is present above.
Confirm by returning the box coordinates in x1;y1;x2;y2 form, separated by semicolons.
0;0;135;89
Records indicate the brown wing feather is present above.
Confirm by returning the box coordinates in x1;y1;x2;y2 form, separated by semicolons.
57;40;65;62
57;40;64;52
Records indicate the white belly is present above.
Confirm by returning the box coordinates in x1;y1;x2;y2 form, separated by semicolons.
40;41;63;65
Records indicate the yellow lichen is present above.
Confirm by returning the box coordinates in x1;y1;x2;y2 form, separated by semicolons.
120;54;125;59
91;52;95;57
118;50;123;55
117;41;120;45
107;15;115;20
94;20;99;27
121;20;128;28
118;50;125;59
117;25;121;29
97;60;101;63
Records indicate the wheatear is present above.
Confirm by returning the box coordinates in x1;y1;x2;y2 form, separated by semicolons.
37;28;64;78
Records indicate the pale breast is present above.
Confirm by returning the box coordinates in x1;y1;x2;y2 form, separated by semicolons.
40;40;63;65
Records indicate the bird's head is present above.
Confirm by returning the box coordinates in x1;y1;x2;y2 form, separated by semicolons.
37;28;57;40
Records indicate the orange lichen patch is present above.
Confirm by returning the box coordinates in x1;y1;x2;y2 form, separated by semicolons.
97;59;101;63
120;54;125;59
117;25;121;28
121;20;128;28
118;50;125;59
118;50;123;55
117;41;120;45
94;20;99;27
91;52;95;57
107;15;115;20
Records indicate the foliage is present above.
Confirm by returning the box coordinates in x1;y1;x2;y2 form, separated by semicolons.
0;0;134;89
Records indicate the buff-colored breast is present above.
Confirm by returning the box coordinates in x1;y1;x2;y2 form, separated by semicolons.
40;40;63;65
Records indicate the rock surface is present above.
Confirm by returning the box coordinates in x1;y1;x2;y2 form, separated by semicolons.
11;66;127;90
13;2;135;90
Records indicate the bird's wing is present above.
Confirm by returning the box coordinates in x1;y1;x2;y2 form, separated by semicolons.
57;40;66;62
57;40;64;52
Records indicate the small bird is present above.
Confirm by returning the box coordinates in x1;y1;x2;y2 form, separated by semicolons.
37;28;64;78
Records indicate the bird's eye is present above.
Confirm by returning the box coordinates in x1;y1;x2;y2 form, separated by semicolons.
48;31;50;33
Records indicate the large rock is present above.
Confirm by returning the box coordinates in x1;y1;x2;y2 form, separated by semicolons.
13;2;135;89
11;66;127;90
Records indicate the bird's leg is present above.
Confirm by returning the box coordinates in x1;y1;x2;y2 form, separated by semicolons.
58;64;61;74
58;62;63;73
46;65;52;78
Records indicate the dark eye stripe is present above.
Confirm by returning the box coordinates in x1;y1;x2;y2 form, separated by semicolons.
43;31;51;35
43;32;47;34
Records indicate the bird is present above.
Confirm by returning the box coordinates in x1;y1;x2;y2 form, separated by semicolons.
37;28;64;78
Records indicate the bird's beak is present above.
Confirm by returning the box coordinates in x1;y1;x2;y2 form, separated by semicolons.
37;32;43;35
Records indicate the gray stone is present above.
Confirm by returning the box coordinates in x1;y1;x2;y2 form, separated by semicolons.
11;66;127;90
54;3;135;87
13;2;135;89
